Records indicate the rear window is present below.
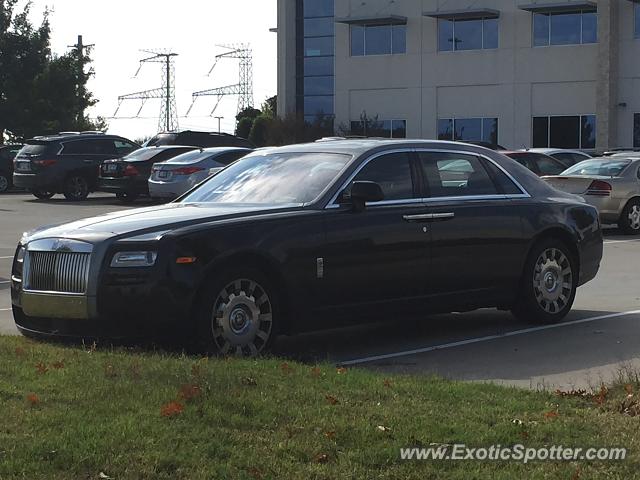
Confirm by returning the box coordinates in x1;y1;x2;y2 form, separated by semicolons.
20;144;50;156
162;150;209;165
123;148;167;162
145;134;178;147
563;159;631;177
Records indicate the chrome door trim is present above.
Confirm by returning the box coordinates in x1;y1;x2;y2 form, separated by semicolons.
403;212;456;222
325;147;531;210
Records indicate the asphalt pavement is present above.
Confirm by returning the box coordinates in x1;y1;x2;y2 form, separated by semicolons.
1;192;639;390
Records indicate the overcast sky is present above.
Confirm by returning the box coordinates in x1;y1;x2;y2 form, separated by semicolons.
25;0;277;141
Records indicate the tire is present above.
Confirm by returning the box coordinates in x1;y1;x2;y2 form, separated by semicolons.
32;190;55;200
195;266;278;357
63;175;90;201
0;173;10;193
511;238;578;324
117;191;139;204
619;198;640;235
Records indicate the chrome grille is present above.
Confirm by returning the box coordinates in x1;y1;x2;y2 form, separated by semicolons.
25;251;91;294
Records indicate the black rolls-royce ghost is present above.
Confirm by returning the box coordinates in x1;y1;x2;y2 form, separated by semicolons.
11;140;603;356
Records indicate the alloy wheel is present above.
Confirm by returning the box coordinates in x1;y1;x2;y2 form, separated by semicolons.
532;248;573;314
66;176;88;200
628;205;640;231
210;278;273;357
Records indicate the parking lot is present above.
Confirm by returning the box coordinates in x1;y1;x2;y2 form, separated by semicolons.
2;192;640;390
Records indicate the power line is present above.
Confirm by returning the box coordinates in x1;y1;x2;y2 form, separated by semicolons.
113;50;179;133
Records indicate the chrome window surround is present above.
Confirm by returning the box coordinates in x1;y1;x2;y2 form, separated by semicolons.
325;148;531;209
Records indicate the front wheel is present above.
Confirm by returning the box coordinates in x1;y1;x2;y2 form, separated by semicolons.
511;238;577;324
63;176;90;201
619;198;640;235
196;267;278;357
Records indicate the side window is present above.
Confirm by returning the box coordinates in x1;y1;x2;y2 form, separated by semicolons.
353;152;415;201
114;140;138;156
61;140;90;155
62;139;116;155
482;159;523;195
420;152;499;197
216;151;248;166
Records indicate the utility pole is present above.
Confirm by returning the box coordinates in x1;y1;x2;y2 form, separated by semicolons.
68;35;95;125
214;116;223;133
114;50;179;133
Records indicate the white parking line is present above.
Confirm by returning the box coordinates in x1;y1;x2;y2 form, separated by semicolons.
340;310;640;366
0;256;14;259
0;308;10;312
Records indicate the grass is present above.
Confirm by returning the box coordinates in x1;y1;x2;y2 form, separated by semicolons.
1;336;639;479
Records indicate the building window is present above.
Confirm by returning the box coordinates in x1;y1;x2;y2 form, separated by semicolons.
438;17;498;52
532;115;596;149
533;10;597;47
350;24;406;56
350;119;407;138
298;0;335;124
634;114;640;149
437;118;499;144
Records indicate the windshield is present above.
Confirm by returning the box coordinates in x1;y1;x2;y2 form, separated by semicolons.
181;152;352;205
563;159;632;177
123;148;168;162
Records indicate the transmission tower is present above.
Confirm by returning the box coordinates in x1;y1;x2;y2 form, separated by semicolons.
114;50;179;132
185;44;254;116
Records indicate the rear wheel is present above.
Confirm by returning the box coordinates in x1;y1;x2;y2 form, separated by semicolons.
0;173;10;193
619;198;640;235
32;190;55;200
512;238;577;324
63;175;89;201
195;267;278;357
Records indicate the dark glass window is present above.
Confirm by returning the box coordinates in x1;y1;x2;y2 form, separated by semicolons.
533;115;596;149
304;96;333;116
304;17;334;37
533;10;597;46
533;14;550;46
304;76;334;96
532;117;549;147
354;152;415;201
438;17;498;52
350;119;407;138
635;114;640;149
350;23;406;56
392;120;407;139
303;0;333;18
421;152;499;197
304;56;334;76
62;139;116;155
351;25;365;56
535;155;567;175
483;160;522;195
304;36;334;57
114;140;138;156
438;118;499;143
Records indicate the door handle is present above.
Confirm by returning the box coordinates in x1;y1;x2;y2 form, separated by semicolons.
403;213;455;223
83;159;94;164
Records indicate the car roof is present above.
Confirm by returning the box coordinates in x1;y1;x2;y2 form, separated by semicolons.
527;148;588;155
28;133;124;143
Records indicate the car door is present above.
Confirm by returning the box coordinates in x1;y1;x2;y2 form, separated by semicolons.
319;150;432;322
418;150;526;308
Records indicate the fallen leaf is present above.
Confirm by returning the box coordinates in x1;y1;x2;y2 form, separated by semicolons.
310;367;321;378
52;360;65;370
313;453;330;464
160;401;184;418
26;393;39;406
383;379;392;388
325;395;339;405
35;362;48;374
336;367;347;375
324;430;336;439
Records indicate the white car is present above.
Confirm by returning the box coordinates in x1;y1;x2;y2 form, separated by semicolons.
526;148;592;167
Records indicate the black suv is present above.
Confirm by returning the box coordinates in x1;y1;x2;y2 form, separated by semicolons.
0;144;23;193
13;133;140;201
144;130;253;148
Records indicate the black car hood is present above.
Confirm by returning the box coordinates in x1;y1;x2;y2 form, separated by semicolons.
24;202;302;244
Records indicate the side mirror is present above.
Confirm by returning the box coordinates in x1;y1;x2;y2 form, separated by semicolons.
340;181;384;212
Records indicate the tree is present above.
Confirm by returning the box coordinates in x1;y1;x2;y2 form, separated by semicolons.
261;95;277;119
249;114;272;147
235;106;261;138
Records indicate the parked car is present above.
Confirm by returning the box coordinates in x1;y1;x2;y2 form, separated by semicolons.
0;144;23;193
466;141;507;151
149;147;252;200
526;148;592;167
144;130;253;149
98;146;199;202
543;156;640;234
12;133;140;201
11;139;603;356
501;151;567;176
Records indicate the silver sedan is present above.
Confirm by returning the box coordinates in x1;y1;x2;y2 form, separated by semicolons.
149;147;252;200
543;156;640;234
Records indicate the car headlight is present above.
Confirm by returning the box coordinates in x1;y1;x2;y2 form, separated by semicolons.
110;251;157;268
16;246;26;263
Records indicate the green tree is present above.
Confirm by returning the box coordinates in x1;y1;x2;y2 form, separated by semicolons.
261;95;277;119
249;114;272;147
235;106;261;139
